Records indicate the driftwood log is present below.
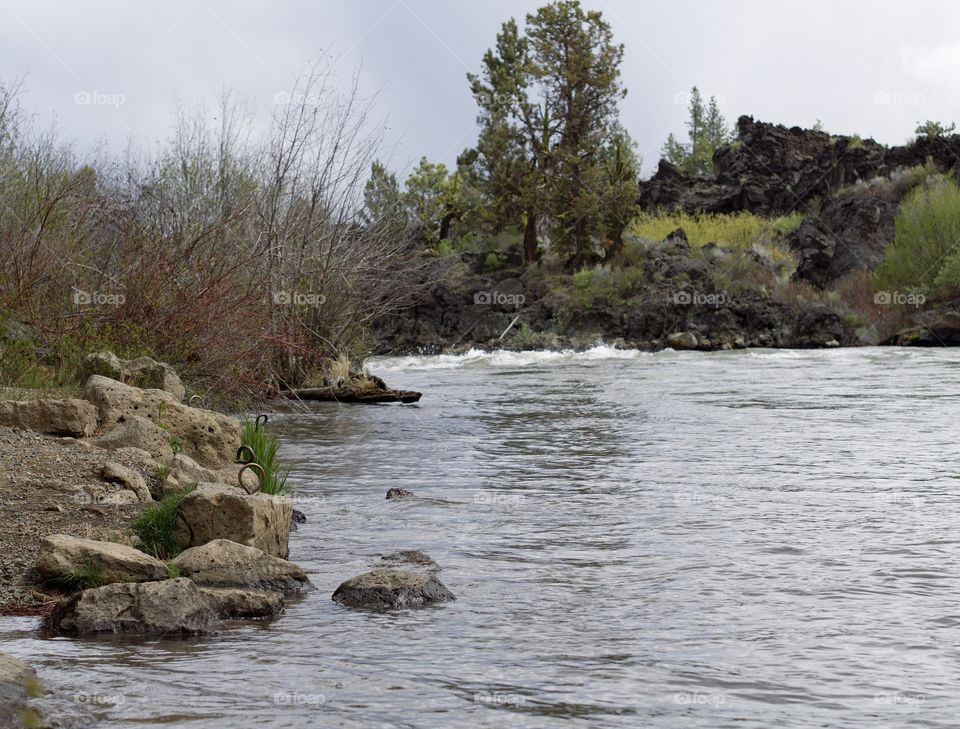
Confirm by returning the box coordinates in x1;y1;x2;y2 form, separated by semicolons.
283;387;421;404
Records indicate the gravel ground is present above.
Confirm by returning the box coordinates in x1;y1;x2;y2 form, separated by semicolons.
0;426;152;612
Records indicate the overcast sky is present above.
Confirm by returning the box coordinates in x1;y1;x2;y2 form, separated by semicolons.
2;0;959;176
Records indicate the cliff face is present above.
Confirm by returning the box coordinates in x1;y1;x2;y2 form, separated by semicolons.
639;116;960;287
638;115;960;217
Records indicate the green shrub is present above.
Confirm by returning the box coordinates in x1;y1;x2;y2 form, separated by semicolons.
629;210;801;254
240;419;291;496
47;561;104;592
874;175;960;299
132;487;194;559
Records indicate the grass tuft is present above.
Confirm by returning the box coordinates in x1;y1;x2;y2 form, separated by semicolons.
48;561;104;592
240;419;291;496
132;487;194;559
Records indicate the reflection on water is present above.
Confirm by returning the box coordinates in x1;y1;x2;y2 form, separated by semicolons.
3;346;960;728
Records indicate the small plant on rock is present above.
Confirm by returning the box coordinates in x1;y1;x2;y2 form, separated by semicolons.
132;486;194;559
240;419;291;496
49;561;104;592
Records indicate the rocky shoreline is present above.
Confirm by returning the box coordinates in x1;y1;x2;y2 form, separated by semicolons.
0;353;451;727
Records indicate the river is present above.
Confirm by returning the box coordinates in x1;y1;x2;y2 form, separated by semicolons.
2;346;959;728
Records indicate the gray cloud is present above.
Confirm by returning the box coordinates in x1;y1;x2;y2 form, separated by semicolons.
2;0;958;177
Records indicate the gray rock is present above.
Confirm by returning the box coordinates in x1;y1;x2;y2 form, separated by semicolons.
91;415;175;462
381;550;440;571
101;461;152;502
385;488;415;500
171;539;311;594
85;375;239;468
175;484;292;558
79;351;186;401
0;652;41;729
332;569;455;609
199;587;285;619
665;331;700;350
49;578;215;636
0;398;98;437
36;535;168;586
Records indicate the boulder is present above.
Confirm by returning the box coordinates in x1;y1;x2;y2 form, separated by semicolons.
795;303;844;347
0;398;97;437
175;484;292;558
84;375;240;468
199;587;285;619
332;569;455;609
36;535;168;585
0;652;40;729
48;578;215;636
100;462;152;502
79;351;186;401
381;550;440;571
386;488;415;500
91;415;175;462
171;539;311;594
665;331;700;350
163;453;253;497
886;310;960;346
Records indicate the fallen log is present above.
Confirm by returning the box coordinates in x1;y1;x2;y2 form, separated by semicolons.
282;387;422;404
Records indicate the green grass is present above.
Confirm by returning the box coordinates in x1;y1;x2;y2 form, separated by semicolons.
132;487;194;559
240;419;291;496
629;210;802;250
48;561;104;592
874;174;960;299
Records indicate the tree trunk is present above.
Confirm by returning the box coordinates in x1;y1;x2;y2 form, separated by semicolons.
523;212;539;263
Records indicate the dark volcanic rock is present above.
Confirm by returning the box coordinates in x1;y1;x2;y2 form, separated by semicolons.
386;488;415;500
795;304;844;347
886;310;960;346
789;191;898;286
332;569;454;610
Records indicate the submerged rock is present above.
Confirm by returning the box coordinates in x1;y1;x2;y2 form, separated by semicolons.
36;535;168;586
0;652;41;729
385;488;415;500
0;398;97;438
332;569;454;610
49;578;215;636
380;550;440;571
171;539;312;594
199;587;284;619
175;484;292;558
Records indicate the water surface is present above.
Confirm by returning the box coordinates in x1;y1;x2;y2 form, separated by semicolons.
3;347;959;728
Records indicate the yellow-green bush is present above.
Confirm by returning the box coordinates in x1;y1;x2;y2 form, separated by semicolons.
629;210;802;250
874;175;960;299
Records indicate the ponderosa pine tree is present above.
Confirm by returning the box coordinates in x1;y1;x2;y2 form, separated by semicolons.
466;1;627;266
662;86;731;176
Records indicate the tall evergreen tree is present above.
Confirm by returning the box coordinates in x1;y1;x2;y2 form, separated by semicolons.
662;86;731;177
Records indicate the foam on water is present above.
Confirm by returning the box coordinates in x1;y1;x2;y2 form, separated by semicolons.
369;343;648;371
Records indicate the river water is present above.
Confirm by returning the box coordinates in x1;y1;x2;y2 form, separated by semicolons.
3;346;960;728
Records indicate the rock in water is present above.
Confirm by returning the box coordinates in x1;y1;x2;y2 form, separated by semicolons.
199;587;285;619
0;652;41;729
380;550;440;571
385;488;415;500
49;578;215;636
332;569;454;609
171;539;312;594
175;484;292;558
36;535;168;585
